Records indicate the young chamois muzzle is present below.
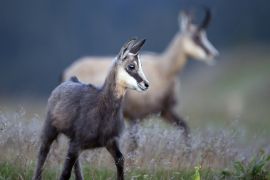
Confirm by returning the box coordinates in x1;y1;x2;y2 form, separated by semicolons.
32;38;148;180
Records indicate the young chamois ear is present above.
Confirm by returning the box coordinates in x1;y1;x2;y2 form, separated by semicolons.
129;39;146;55
118;38;146;60
118;38;137;60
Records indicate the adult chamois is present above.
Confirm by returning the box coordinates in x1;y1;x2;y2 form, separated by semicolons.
32;39;149;180
62;8;219;148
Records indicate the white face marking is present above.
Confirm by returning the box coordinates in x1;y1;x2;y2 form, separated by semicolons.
200;31;219;58
184;36;207;59
116;56;148;92
117;67;141;91
137;56;149;86
183;30;219;64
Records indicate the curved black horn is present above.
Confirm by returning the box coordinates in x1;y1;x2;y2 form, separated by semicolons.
199;7;212;29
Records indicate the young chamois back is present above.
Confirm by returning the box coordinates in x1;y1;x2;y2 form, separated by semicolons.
62;8;219;148
32;39;148;180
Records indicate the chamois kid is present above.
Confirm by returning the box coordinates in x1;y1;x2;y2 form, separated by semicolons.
33;39;149;180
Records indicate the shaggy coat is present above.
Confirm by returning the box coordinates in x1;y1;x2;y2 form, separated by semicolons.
32;39;148;180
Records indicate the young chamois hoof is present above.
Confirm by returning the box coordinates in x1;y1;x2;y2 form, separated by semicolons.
32;38;149;180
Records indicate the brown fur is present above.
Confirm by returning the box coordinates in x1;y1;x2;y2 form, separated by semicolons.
32;39;148;180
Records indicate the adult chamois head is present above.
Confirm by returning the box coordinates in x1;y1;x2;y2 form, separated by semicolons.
178;7;219;64
32;38;148;180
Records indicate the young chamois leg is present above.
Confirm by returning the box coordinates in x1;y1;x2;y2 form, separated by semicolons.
73;158;83;180
59;141;81;180
106;139;124;180
33;121;58;180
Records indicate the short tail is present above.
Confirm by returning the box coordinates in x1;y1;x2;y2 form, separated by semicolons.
69;76;80;83
59;71;79;83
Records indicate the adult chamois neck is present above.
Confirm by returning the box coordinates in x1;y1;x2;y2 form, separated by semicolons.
160;32;188;78
101;63;126;102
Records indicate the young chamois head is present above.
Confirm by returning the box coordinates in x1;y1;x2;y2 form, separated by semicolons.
114;38;149;92
179;8;219;64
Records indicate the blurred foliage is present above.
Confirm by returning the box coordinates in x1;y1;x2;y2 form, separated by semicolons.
193;166;201;180
221;150;270;180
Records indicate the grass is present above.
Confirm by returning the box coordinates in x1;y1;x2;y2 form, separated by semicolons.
1;110;241;179
1;158;269;179
0;162;56;180
0;161;221;180
221;150;270;180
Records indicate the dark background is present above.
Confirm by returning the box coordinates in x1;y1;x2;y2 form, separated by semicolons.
0;0;269;96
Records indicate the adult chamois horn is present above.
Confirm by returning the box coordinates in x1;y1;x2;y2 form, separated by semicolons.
199;7;212;30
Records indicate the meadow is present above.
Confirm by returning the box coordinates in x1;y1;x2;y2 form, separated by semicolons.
0;46;270;179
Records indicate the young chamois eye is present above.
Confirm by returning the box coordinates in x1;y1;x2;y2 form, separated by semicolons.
127;64;135;71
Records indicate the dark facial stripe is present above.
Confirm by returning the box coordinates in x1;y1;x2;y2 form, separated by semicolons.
126;58;144;83
193;34;211;55
128;70;144;83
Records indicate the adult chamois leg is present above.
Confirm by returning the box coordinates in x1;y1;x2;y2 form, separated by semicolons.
73;158;84;180
126;120;140;152
33;122;58;180
161;109;190;138
161;92;191;146
106;139;124;180
59;141;80;180
161;109;191;149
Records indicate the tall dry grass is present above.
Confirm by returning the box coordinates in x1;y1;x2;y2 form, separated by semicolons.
0;107;269;173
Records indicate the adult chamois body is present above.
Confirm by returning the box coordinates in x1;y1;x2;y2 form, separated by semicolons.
33;39;149;180
62;8;219;148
